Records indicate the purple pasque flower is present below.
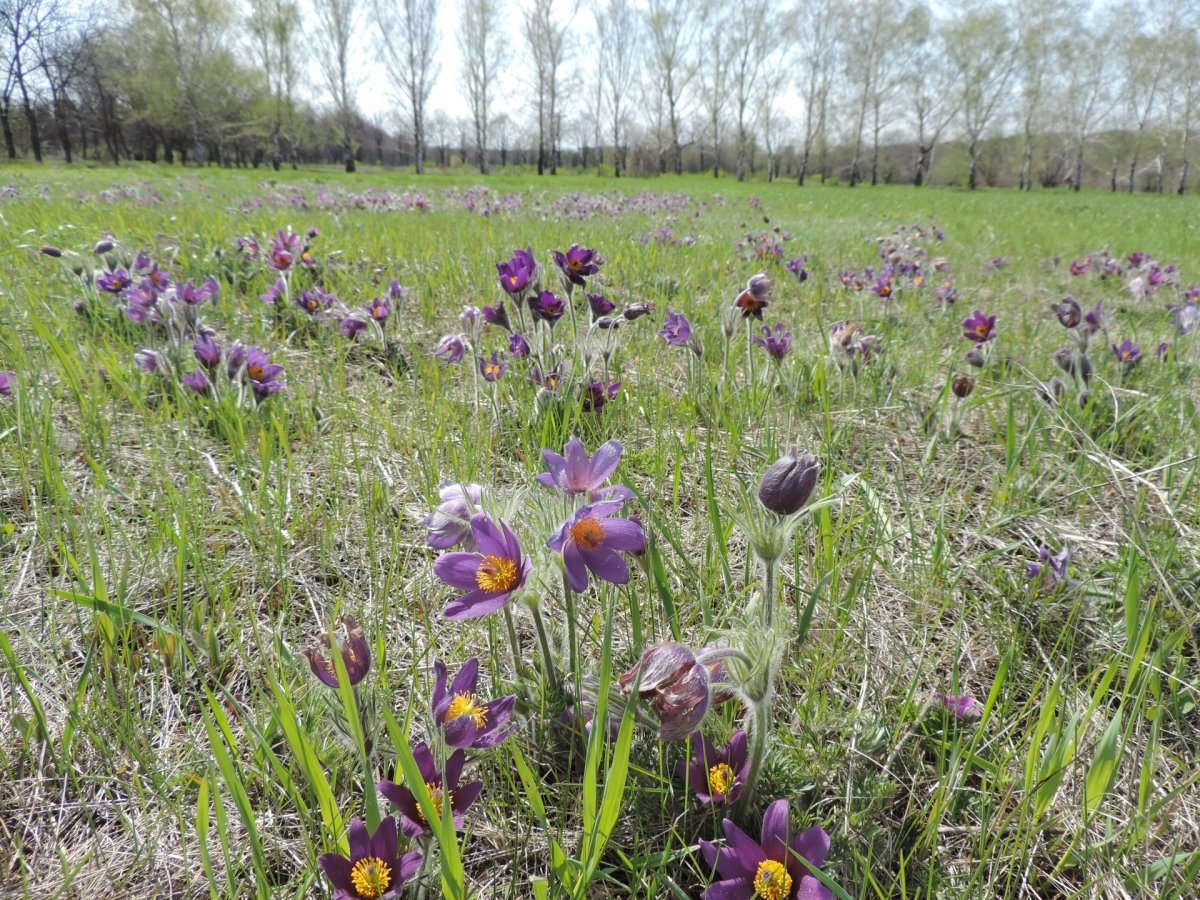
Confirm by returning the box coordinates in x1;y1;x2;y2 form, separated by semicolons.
1082;301;1108;336
676;730;749;805
752;322;793;361
297;287;328;314
182;369;211;394
235;235;260;259
587;292;616;320
365;297;390;323
242;346;285;401
496;247;536;295
939;694;981;720
552;244;603;287
482;301;511;331
785;255;809;283
1167;292;1200;334
734;273;772;319
302;615;371;688
433;514;531;618
1112;339;1142;364
1026;544;1070;592
123;280;159;323
433;333;466;364
530;362;566;394
341;316;369;339
1127;251;1149;269
869;275;894;300
133;350;159;373
1052;297;1082;329
193;334;221;371
529;290;566;325
582;378;620;412
935;277;958;304
432;658;516;749
508;332;530;359
0;371;15;396
1157;341;1171;360
177;278;219;305
377;742;483;839
96;268;132;294
270;228;302;270
659;308;692;346
260;278;286;305
961;310;997;344
547;500;646;592
535;436;626;499
318;816;421;900
622;301;654;321
698;799;833;900
420;482;483;550
477;351;507;382
618;643;711;741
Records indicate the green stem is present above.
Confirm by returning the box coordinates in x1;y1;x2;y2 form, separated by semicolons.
528;600;561;698
734;694;774;820
502;604;528;678
762;555;777;629
563;571;580;692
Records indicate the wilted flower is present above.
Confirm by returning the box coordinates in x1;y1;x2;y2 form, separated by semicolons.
302;615;371;688
939;694;981;720
535;436;627;500
734;273;771;320
377;743;483;838
676;731;749;805
659;308;692;346
619;643;711;741
478;351;507;382
1112;339;1142;364
547;500;646;591
758;450;820;516
961;310;997;344
421;482;483;550
433;334;466;364
582;378;620;412
587;292;616;319
553;244;603;286
752;323;793;361
182;370;210;394
318;817;421;900
496;247;537;295
432;658;515;749
433;514;530;618
698;799;833;900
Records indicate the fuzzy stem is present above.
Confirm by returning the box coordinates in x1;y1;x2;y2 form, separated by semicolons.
734;694;773;819
528;600;561;698
562;570;580;691
762;554;778;629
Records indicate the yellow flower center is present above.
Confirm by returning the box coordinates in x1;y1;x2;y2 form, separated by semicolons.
975;324;989;338
708;762;735;798
445;691;488;728
349;856;392;899
476;554;519;593
753;859;793;900
484;363;502;379
569;517;606;551
415;783;450;824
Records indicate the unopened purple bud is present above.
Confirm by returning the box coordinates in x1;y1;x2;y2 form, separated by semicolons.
758;449;820;516
93;239;115;255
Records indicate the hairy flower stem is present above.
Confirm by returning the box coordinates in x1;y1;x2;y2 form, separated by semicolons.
762;555;778;629
562;572;581;692
734;694;773;820
527;600;561;698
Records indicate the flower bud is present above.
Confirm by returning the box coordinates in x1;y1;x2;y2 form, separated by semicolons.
619;643;711;741
757;449;820;516
93;239;115;255
40;245;63;258
302;615;371;688
951;374;974;398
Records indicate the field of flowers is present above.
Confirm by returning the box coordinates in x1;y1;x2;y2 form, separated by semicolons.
1;167;1199;899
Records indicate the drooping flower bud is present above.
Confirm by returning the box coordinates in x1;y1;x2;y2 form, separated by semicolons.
40;245;63;258
619;643;711;741
302;615;371;688
93;239;116;255
757;450;820;516
951;374;974;398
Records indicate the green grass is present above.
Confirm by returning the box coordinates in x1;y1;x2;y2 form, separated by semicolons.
1;164;1199;898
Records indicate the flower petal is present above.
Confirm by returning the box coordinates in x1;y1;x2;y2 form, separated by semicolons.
580;545;629;586
588;439;623;484
347;818;371;860
721;818;766;875
703;877;755;900
370;815;398;866
444;589;511;619
318;852;353;891
470;514;508;557
432;659;450;717
760;798;791;863
434;552;482;590
563;540;590;592
449;658;479;696
598;516;645;552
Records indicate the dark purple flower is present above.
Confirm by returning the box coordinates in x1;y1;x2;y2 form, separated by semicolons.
270;229;302;270
260;278;286;305
587;292;616;319
133;350;159;374
752;323;793;361
698;799;833;900
676;731;749;805
759;450;820;516
1127;252;1149;268
297;287;328;314
508;332;530;359
377;743;483;838
341;316;369;339
935;278;958;304
182;369;210;394
318;817;421;900
482;302;511;331
961;310;997;344
433;514;530;618
39;245;62;258
547;500;645;592
1052;298;1081;329
785;256;809;283
618;643;711;741
552;244;603;286
432;658;516;749
1157;341;1171;360
1112;339;1142;364
1026;545;1070;592
97;269;132;294
365;297;390;322
659;309;692;346
177;278;219;305
193;334;221;371
302;615;371;688
536;436;627;499
478;351;507;382
1069;259;1090;276
433;334;466;364
420;482;483;550
530;290;566;325
0;371;15;396
496;247;536;295
939;694;981;720
581;378;620;412
622;301;655;321
734;273;771;319
1082;301;1108;336
307;225;320;238
93;239;115;255
530;362;566;394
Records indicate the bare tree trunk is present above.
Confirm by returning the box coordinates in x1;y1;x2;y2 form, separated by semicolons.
17;75;42;162
2;99;17;159
968;139;979;190
1110;159;1118;192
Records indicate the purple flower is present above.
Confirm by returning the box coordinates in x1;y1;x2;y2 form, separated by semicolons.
547;501;645;592
698;799;833;900
433;514;530;618
508;332;530;359
341;316;368;339
1167;294;1200;334
97;269;132;294
260;278;286;305
388;279;409;302
1112;339;1142;364
133;350;159;374
658;308;692;346
377;743;483;838
297;288;327;314
318;817;421;900
676;731;749;805
785;256;809;283
1082;301;1108;336
987;256;1007;269
242;346;285;401
235;236;260;260
193;334;221;371
535;436;627;499
177;278;219;305
869;276;894;300
734;273;771;319
582;378;620;412
1127;251;1149;268
432;658;516;749
0;371;14;396
552;244;603;287
270;229;302;270
182;369;210;394
759;450;820;516
307;224;320;238
587;292;616;320
496;247;536;295
939;694;981;720
622;301;655;321
1026;545;1070;592
482;302;511;331
1157;342;1171;360
752;323;793;361
530;363;566;394
961;310;997;344
365;297;390;322
1052;298;1082;329
618;643;711;741
478;351;507;382
420;482;483;550
302;615;371;688
935;278;958;304
433;334;466;364
530;290;566;325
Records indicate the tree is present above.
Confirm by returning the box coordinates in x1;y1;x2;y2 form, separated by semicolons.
726;0;771;181
795;0;838;185
597;0;636;176
696;2;730;178
644;0;697;175
1117;0;1178;192
374;0;437;174
35;1;87;163
1175;21;1200;193
458;0;501;174
905;4;960;186
246;0;300;170
0;0;63;161
1053;10;1115;191
312;0;358;171
523;0;572;175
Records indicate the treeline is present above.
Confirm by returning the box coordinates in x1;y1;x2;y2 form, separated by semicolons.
2;0;1198;192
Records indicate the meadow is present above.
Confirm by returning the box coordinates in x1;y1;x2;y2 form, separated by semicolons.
1;165;1199;899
